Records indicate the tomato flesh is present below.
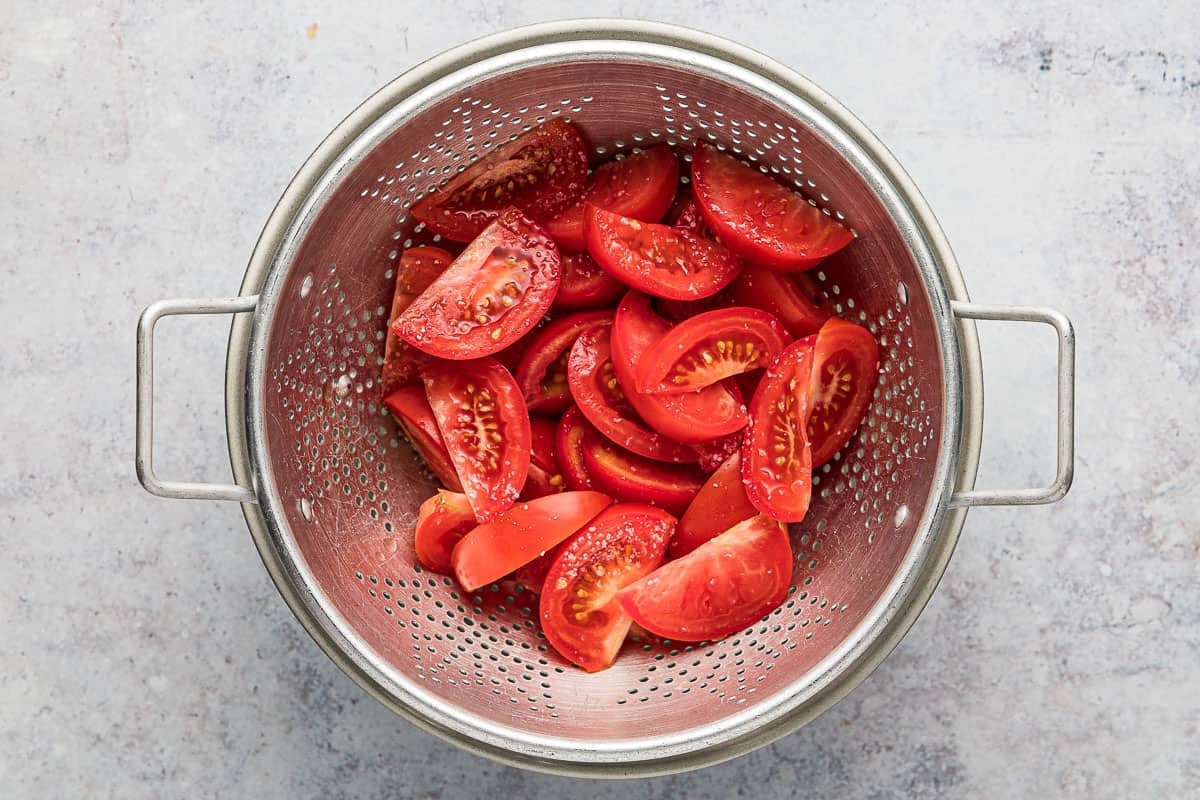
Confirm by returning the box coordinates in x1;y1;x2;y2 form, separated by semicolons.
522;415;567;499
395;207;561;359
552;251;625;310
556;406;595;490
692;431;744;474
576;418;705;515
540;503;674;671
515;310;613;415
672;451;758;557
618;515;792;641
808;317;880;466
414;490;476;574
723;267;831;338
381;246;453;394
382;385;463;492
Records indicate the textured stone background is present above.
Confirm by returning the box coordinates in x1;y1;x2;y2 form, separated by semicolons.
2;1;1197;797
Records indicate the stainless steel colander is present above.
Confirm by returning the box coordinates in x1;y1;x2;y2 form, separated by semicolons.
134;20;1075;777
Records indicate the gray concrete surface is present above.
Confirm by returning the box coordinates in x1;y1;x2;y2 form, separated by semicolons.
2;1;1197;797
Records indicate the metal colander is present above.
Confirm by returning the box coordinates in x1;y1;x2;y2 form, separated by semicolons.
135;20;1075;777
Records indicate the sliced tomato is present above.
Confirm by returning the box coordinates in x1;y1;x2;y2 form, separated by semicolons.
723;266;831;338
514;310;613;414
552;251;625;310
544;145;680;252
618;515;792;642
692;431;744;474
522;415;566;499
382;385;463;492
742;336;817;522
556;406;595;490
411;119;588;242
450;491;612;591
513;544;562;593
422;357;530;522
665;194;710;236
584;204;743;300
395;207;561;359
566;326;697;463
610;291;747;444
540;503;674;671
413;490;476;574
635;307;791;394
381;246;454;395
691;143;853;270
672;452;758;558
576;418;705;515
808;317;880;466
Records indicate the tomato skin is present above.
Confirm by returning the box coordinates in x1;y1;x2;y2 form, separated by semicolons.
692;431;744;474
552;251;625;310
422;357;531;522
618;515;792;641
808;317;880;466
672;451;758;557
742;336;818;523
381;246;454;395
556;406;595;490
576;419;705;515
414;490;476;574
584;204;743;300
382;385;463;492
691;143;853;270
514;310;613;415
394;207;561;360
540;503;675;671
723;267;831;338
450;491;613;591
522;415;567;499
411;119;589;242
666;195;710;236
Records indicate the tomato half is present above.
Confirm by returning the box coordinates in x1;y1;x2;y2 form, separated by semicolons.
381;246;454;395
382;385;463;492
808;317;880;467
672;451;758;558
723;266;831;338
411;119;588;242
552;251;625;310
394;207;561;359
742;336;817;522
422;357;531;522
540;503;674;671
691;143;853;270
576;418;705;515
556;406;595;490
635;307;791;394
544;145;680;252
522;415;567;499
610;291;747;444
413;490;476;574
567;326;697;463
514;310;613;415
450;491;612;591
584;204;743;300
617;515;792;641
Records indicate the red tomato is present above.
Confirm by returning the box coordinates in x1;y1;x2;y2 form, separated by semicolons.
422;357;531;522
413;490;476;574
692;431;743;474
382;385;463;492
808;317;880;466
742;336;817;522
522;415;567;499
540;503;674;671
450;491;612;591
552;251;625;310
610;291;747;444
691;143;853;270
723;266;831;338
394;207;561;359
618;515;793;641
576;418;705;515
635;307;791;394
514;310;613;415
567;326;697;463
584;204;743;300
381;246;453;395
411;119;588;242
665;194;710;236
513;544;562;593
544;145;680;252
672;451;758;557
556;406;595;490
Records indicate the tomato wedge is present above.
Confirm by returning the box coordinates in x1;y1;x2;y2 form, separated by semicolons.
395;207;561;359
672;451;758;558
567;326;697;463
381;246;453;395
422;357;530;522
382;385;463;492
723;267;831;338
665;194;710;236
692;431;743;474
691;143;853;270
584;204;743;300
411;119;588;242
514;544;562;593
610;291;747;444
544;145;680;252
540;503;674;671
556;406;595;490
576;418;705;515
552;251;625;310
450;491;612;591
618;515;793;641
742;336;817;522
414;490;476;574
522;415;566;499
514;310;613;414
808;317;880;466
636;307;791;394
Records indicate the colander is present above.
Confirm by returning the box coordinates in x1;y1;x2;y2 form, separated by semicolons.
134;20;1075;777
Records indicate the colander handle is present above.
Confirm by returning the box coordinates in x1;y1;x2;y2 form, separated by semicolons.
136;296;260;503
949;302;1075;507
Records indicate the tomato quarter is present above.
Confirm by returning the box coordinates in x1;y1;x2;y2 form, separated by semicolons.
413;490;476;575
808;317;880;467
575;418;705;515
723;266;831;338
672;451;758;558
515;310;613;415
552;251;625;310
382;385;463;492
381;246;453;395
556;406;596;490
522;415;567;499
